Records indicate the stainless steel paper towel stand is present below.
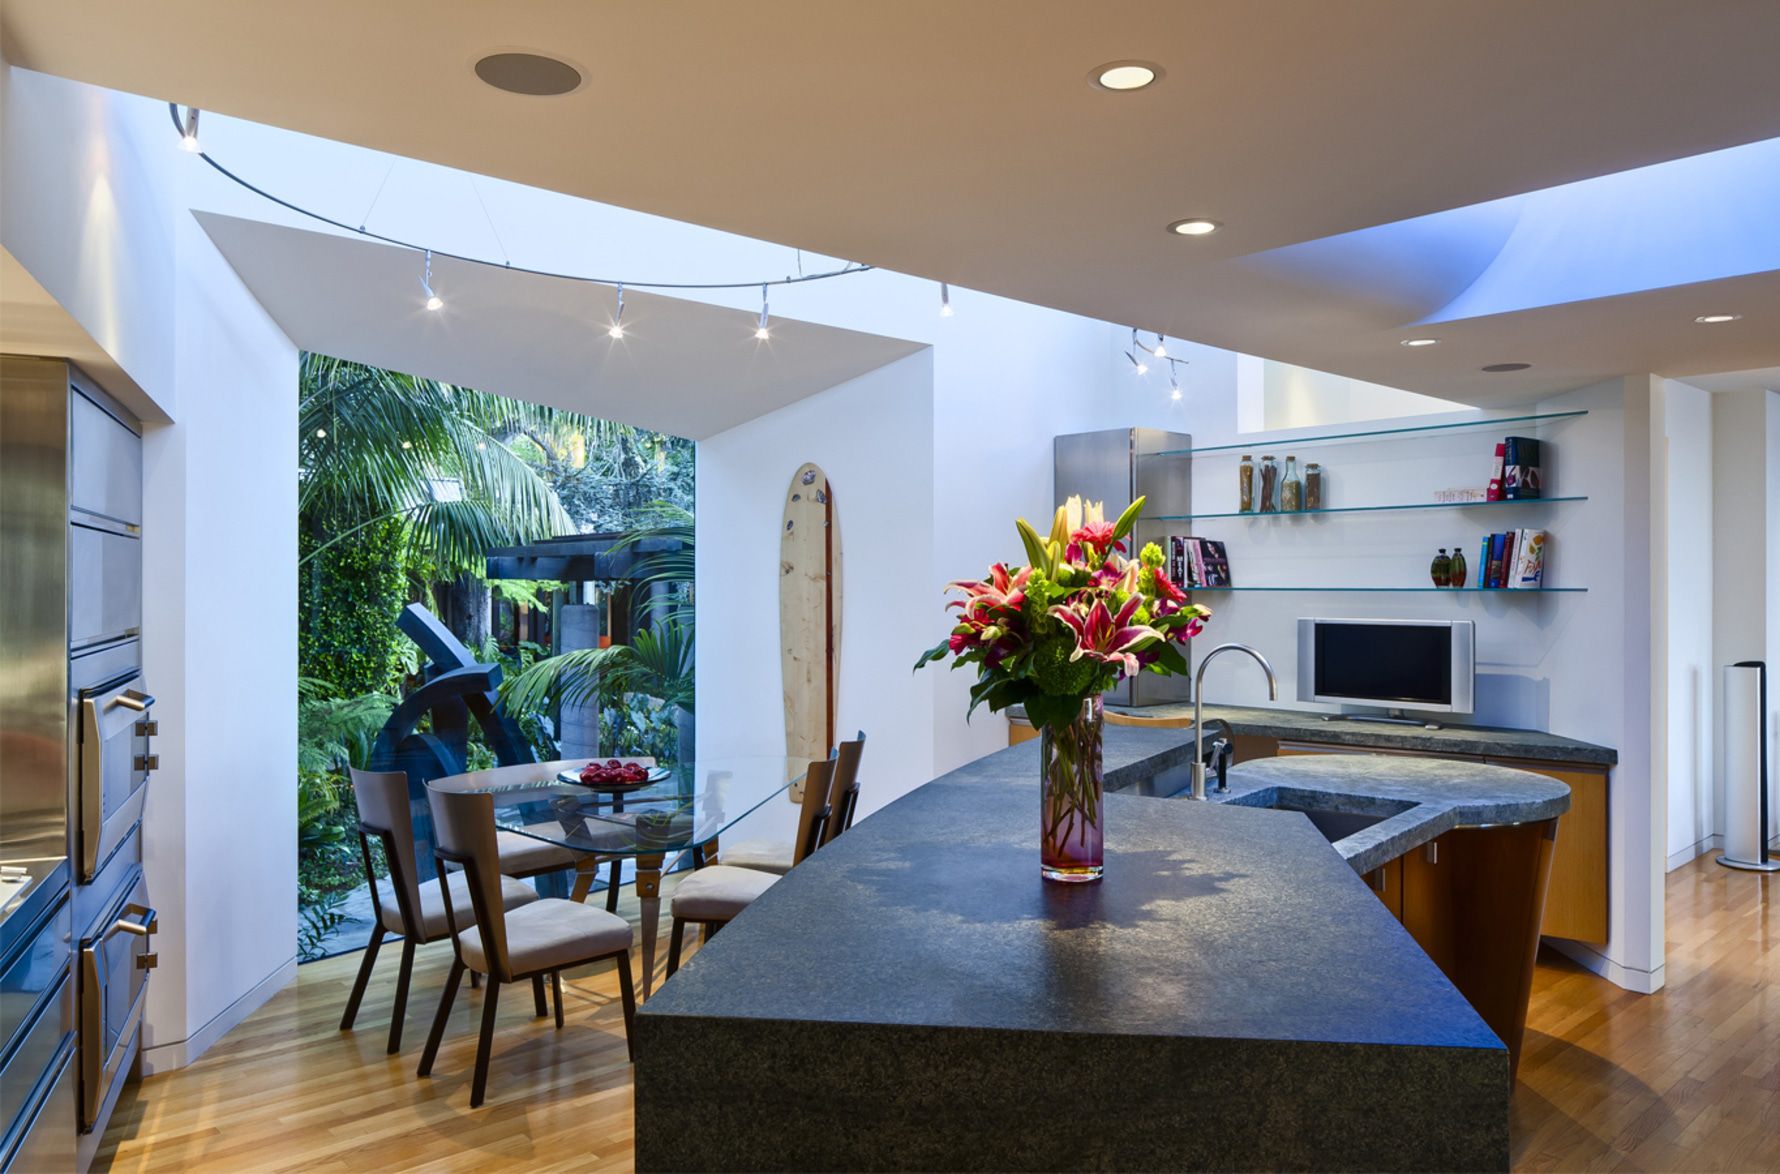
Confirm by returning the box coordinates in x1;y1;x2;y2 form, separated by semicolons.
1718;661;1779;872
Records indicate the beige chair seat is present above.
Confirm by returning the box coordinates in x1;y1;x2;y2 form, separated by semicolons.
458;898;632;976
719;838;794;876
377;870;537;939
496;830;579;875
671;865;778;922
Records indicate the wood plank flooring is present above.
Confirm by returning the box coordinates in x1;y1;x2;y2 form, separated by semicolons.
97;856;1776;1172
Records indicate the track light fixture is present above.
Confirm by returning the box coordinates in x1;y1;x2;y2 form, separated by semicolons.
1133;328;1168;359
940;282;954;318
1126;349;1149;376
608;282;626;338
755;284;771;340
421;249;443;311
179;107;201;152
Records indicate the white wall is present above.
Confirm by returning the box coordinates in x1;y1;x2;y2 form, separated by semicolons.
1664;381;1715;868
1261;360;1469;430
1;64;299;1070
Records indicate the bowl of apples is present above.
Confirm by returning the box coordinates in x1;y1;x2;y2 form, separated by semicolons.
559;759;668;792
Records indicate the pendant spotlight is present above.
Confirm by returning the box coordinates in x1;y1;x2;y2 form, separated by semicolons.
940;282;954;318
179;107;201;152
421;249;443;311
755;284;771;340
608;282;626;339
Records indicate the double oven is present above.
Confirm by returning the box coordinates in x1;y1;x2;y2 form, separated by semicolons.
1;358;157;1173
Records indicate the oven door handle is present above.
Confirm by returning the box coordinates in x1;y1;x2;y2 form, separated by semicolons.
112;689;155;712
80;902;157;1129
109;903;158;939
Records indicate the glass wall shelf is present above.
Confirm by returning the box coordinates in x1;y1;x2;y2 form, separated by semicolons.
1187;586;1586;594
1155;495;1587;522
1145;409;1587;458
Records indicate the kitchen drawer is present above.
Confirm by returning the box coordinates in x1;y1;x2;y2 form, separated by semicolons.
0;897;72;1063
0;971;73;1159
69;388;142;527
69;522;141;650
1;1038;75;1174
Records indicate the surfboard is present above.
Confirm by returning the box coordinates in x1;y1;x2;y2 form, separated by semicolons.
780;463;840;801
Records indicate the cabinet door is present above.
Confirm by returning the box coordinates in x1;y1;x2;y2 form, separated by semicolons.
1486;759;1608;942
1363;855;1403;921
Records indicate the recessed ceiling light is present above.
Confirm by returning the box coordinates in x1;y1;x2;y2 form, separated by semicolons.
1167;218;1220;237
1694;313;1742;323
1092;62;1161;91
474;52;584;96
1400;337;1440;348
1481;362;1531;373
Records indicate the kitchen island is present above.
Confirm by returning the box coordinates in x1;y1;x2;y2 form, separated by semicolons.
634;731;1543;1172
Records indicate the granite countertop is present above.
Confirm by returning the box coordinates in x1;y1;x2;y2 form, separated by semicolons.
1148;703;1617;766
644;738;1502;1050
1212;754;1572;875
636;732;1512;1170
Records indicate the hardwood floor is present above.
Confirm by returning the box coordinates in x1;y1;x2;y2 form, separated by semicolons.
98;856;1775;1172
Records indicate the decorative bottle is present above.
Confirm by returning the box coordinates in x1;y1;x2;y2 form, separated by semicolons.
1280;456;1303;512
1259;456;1280;513
1238;454;1255;514
1447;544;1467;589
1305;463;1323;511
1431;548;1451;589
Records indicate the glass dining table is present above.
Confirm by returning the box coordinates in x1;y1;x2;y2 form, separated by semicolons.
431;756;799;998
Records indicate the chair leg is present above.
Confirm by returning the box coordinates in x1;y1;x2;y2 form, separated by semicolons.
665;919;686;978
339;926;385;1031
551;970;564;1030
469;969;480;989
417;958;464;1078
605;859;622;913
470;978;501;1108
531;973;548;1018
386;938;417;1054
614;952;637;1063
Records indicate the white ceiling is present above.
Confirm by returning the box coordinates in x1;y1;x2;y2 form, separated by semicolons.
194;212;924;440
6;1;1780;404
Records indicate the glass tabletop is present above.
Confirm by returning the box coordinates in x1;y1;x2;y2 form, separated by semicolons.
464;756;801;858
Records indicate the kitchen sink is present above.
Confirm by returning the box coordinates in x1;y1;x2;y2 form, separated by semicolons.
1232;794;1415;844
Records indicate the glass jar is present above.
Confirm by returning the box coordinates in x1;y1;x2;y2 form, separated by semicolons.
1281;456;1303;512
1259;456;1280;513
1431;548;1451;588
1238;454;1255;513
1305;463;1323;510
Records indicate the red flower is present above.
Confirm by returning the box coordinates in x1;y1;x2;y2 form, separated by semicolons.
1071;520;1120;551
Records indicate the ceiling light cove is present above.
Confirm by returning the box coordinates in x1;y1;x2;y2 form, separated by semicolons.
1092;62;1161;91
474;52;584;96
1167;218;1220;237
1694;313;1743;323
1400;337;1440;348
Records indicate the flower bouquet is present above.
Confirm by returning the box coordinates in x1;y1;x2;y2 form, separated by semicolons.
916;495;1210;881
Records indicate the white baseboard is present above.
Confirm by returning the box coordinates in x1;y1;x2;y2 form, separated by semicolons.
1667;833;1723;872
141;954;297;1074
1546;938;1664;994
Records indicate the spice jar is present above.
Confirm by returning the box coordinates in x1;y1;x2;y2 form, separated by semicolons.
1238;454;1255;513
1304;463;1323;510
1259;456;1279;513
1281;456;1303;512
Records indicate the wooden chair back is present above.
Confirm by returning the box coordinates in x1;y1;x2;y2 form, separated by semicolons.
821;732;867;845
425;784;511;979
790;757;837;868
350;767;426;939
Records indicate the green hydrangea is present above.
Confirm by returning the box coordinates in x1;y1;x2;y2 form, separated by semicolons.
1140;541;1164;569
1029;633;1100;696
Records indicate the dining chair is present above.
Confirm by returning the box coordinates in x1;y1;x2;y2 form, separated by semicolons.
722;733;865;873
417;784;638;1108
664;756;839;979
340;767;542;1054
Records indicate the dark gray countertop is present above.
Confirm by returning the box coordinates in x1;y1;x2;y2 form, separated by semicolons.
635;732;1512;1170
1145;702;1617;766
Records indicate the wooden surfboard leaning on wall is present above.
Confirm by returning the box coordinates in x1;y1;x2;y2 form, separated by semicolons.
780;463;840;801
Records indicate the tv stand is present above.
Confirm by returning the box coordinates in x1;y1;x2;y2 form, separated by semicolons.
1322;710;1443;731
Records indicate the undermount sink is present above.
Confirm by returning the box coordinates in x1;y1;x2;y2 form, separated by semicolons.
1235;794;1416;843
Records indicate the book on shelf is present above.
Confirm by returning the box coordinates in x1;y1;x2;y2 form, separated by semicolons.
1487;442;1506;501
1477;528;1547;588
1502;437;1543;499
1168;536;1231;589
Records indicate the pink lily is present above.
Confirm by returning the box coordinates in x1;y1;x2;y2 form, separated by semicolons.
946;563;1031;620
1049;594;1164;678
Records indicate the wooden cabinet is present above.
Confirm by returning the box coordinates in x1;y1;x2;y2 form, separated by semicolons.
1362;855;1402;920
1485;759;1608;942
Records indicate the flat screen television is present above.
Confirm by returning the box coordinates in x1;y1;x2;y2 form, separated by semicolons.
1296;618;1475;717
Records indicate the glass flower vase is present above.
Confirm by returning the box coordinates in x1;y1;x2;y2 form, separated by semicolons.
1039;696;1105;882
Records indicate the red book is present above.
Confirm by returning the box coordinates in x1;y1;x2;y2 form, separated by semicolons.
1486;442;1506;501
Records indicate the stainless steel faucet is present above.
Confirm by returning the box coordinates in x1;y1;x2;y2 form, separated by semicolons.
1192;643;1280;800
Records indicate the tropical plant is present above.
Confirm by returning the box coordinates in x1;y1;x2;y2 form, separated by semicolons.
499;617;695;717
297;677;396;775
